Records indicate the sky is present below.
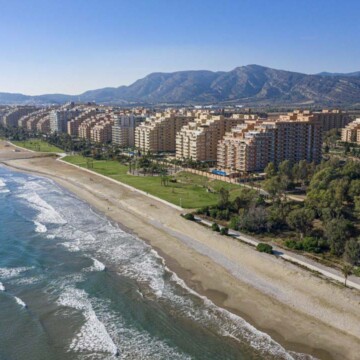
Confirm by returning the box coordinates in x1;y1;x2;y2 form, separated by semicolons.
0;0;359;95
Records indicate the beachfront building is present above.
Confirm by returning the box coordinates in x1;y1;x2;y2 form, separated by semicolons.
50;109;80;133
36;116;51;133
1;106;37;127
175;114;245;162
78;113;114;143
217;114;322;173
134;112;194;153
91;120;114;143
67;108;98;137
341;118;360;144
112;115;145;147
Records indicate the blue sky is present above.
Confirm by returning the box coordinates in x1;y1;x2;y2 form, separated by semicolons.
0;0;359;95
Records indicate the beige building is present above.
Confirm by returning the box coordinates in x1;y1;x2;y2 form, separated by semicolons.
1;106;37;127
112;115;145;147
218;114;322;173
175;114;245;162
135;113;194;153
341;118;360;144
91;120;114;143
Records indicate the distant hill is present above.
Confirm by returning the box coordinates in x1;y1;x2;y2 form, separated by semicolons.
2;65;360;107
317;71;360;77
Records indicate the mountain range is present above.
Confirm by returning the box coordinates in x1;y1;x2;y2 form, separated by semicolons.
1;65;360;107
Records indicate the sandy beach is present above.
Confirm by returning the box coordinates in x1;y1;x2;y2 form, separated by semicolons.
1;141;359;360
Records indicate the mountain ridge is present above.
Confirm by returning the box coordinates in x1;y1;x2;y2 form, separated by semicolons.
1;65;360;107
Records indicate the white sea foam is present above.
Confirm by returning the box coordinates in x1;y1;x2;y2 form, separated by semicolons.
47;234;56;239
88;258;106;272
17;192;66;225
14;296;27;308
0;282;5;291
61;242;80;252
0;178;9;193
0;267;33;280
0;178;6;187
0;189;10;194
34;221;47;233
57;287;118;355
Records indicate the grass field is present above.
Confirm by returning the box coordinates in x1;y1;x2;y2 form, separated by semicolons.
63;155;246;208
13;139;63;153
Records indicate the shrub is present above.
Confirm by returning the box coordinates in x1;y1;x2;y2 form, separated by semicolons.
353;267;360;277
256;243;273;254
183;213;195;221
210;209;218;218
211;223;220;232
220;227;229;236
229;216;240;231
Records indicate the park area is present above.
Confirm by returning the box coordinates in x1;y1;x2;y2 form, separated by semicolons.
63;155;246;208
13;139;63;153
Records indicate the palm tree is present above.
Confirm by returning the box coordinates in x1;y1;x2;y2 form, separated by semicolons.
341;264;353;287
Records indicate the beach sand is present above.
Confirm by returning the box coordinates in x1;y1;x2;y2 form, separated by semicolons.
1;141;359;360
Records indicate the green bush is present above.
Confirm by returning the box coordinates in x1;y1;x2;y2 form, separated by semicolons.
211;223;220;232
353;267;360;277
220;227;229;236
229;216;240;230
256;243;273;254
183;213;195;221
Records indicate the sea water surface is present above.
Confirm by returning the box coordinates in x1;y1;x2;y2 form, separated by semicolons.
0;166;313;360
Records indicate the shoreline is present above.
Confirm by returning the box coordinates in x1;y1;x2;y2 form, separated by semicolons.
1;143;360;360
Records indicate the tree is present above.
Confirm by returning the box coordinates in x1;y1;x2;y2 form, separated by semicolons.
264;162;276;178
341;264;353;287
324;218;354;256
286;208;315;238
218;187;230;208
211;223;220;232
278;160;293;182
343;238;360;266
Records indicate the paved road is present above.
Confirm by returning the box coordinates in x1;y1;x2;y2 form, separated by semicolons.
195;216;360;291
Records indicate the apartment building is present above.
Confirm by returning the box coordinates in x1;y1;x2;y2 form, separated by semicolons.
218;114;322;173
175;114;245;162
112;115;145;147
36;116;51;133
285;109;351;132
341;118;360;144
67;109;98;137
1;106;37;127
91;120;114;143
135;113;194;153
78;114;113;142
50;109;80;133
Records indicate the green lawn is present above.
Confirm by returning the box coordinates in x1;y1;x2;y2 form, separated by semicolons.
13;139;63;153
63;155;246;208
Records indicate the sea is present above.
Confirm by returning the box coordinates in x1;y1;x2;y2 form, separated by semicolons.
0;165;313;360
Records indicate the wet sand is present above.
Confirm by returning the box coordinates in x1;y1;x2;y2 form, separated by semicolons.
1;141;359;360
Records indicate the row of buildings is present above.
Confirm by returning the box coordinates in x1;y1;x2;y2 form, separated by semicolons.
341;118;360;144
0;104;355;173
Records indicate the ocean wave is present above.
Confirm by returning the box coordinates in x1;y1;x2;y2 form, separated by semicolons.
0;282;5;291
57;287;118;356
0;266;33;280
88;258;106;272
17;192;66;225
14;296;27;308
0;178;6;187
61;242;80;252
34;221;47;233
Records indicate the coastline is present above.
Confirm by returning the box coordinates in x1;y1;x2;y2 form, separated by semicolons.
1;143;360;360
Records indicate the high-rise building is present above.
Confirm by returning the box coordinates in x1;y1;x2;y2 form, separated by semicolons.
217;114;322;173
135;113;194;153
341;118;360;144
50;110;80;133
112;115;145;147
175;114;245;162
1;106;37;127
